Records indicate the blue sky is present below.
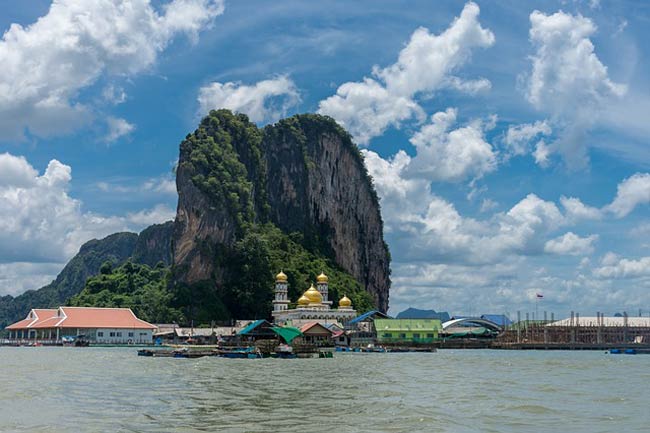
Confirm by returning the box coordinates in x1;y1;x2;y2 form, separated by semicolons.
0;0;649;319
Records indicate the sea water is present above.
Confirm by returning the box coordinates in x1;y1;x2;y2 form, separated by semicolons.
0;347;648;432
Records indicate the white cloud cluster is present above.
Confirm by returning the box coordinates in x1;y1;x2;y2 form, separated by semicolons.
0;0;224;140
318;2;494;144
544;232;598;256
365;146;600;265
0;152;174;295
560;196;602;222
525;10;627;168
97;175;177;196
594;256;650;279
605;173;650;218
197;76;300;123
407;108;496;182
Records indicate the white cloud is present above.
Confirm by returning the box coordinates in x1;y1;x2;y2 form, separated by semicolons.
0;0;224;140
0;153;38;187
594;256;650;279
197;76;300;123
149;178;177;195
407;108;497;182
318;1;494;144
0;153;174;294
605;173;650;218
126;204;176;226
0;262;64;297
362;150;431;229
105;117;135;143
97;175;177;196
532;140;551;167
318;78;423;145
480;198;498;213
525;10;626;168
544;232;598;256
560;196;602;221
364;147;575;263
504;120;551;157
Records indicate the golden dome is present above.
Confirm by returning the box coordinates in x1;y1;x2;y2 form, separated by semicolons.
339;295;352;308
316;272;329;283
297;294;310;306
305;284;323;304
275;271;288;283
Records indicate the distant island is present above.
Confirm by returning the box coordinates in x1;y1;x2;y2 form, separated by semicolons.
0;110;391;327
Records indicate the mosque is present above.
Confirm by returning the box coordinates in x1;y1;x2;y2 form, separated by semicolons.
272;271;357;325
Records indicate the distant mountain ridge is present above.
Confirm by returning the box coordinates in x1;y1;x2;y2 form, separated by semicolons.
0;222;174;328
396;307;450;322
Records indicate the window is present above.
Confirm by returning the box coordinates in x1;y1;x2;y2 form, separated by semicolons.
426;333;434;338
140;332;147;336
97;332;104;337
413;333;420;339
383;333;392;338
399;333;406;339
128;332;134;337
109;332;115;337
116;332;122;337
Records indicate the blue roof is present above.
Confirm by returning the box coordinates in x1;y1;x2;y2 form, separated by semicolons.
480;314;513;327
349;310;391;325
238;319;266;335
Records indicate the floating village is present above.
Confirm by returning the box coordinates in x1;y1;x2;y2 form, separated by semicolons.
5;271;650;357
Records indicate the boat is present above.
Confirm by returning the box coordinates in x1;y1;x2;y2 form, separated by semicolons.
216;346;262;359
274;343;296;359
137;348;212;358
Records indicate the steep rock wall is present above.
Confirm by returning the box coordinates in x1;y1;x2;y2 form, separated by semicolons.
172;110;390;312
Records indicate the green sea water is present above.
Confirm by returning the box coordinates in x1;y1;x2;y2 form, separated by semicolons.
1;347;648;432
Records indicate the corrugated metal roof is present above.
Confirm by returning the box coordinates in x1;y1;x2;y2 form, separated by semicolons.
547;317;650;327
348;310;391;325
300;322;333;336
481;314;513;326
237;319;268;335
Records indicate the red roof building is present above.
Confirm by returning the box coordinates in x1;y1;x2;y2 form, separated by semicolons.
6;307;156;344
299;321;334;346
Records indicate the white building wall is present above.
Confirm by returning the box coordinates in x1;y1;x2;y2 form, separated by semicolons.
93;328;153;344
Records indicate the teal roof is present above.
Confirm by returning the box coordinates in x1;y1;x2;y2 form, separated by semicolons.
238;319;266;335
271;326;303;344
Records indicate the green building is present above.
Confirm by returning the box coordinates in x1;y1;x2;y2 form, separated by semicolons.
374;319;441;344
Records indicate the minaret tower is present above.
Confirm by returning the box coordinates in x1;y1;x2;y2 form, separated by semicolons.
273;271;290;313
316;272;332;306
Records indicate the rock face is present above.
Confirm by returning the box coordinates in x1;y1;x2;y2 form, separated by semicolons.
132;221;174;267
173;110;391;312
263;116;390;311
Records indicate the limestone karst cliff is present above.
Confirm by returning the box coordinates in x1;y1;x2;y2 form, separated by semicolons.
172;110;391;316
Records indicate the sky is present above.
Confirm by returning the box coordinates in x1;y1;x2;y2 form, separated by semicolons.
0;0;649;319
